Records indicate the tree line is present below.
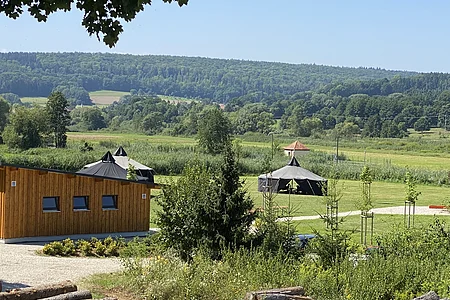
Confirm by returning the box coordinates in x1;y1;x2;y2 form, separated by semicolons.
0;52;415;104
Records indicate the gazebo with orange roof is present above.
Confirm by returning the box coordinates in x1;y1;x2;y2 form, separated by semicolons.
283;141;310;157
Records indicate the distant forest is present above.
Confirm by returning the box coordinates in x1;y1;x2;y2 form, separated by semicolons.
0;52;416;104
2;52;450;140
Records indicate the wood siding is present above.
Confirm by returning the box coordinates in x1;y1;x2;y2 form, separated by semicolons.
0;167;5;238
1;166;151;239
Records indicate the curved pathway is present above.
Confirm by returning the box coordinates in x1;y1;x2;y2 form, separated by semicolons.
0;243;121;291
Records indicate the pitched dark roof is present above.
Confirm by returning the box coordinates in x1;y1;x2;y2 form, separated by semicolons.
113;146;128;156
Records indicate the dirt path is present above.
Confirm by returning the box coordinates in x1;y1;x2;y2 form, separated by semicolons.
0;243;121;291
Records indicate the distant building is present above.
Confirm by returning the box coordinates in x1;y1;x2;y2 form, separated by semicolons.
283;141;310;157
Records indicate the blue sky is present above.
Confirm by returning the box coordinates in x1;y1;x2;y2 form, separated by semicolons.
1;1;450;73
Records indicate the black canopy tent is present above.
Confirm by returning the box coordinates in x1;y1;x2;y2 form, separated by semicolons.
258;156;327;196
77;151;147;182
81;146;154;183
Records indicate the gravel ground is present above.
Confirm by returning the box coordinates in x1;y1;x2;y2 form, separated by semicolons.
0;243;121;291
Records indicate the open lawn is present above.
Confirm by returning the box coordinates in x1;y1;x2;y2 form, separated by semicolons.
89;90;129;105
150;175;450;227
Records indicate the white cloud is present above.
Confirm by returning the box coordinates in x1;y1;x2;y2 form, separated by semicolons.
0;49;8;53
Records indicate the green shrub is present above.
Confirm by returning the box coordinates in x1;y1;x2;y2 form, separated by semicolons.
62;238;76;256
94;241;107;256
42;241;64;256
77;240;93;256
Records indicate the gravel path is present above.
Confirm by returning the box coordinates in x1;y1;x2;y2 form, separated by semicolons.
282;206;450;221
0;243;122;291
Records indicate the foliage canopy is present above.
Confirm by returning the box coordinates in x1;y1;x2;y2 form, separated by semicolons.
0;0;188;47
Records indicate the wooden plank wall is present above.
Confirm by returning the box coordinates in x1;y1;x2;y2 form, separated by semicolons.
0;167;5;238
2;166;151;239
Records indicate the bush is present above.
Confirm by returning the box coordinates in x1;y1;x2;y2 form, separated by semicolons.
42;241;64;256
42;236;125;257
77;240;93;256
62;238;76;256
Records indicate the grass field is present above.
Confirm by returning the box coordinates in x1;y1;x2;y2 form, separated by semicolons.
149;176;450;227
21;97;48;106
67;132;196;145
66;132;450;171
292;214;450;242
89;90;129;105
315;146;450;170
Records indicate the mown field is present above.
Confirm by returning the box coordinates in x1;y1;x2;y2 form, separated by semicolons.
89;90;129;106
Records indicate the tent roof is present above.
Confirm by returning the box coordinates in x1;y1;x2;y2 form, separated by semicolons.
258;156;326;181
77;151;147;181
283;141;310;151
83;147;154;172
77;151;128;179
113;146;128;156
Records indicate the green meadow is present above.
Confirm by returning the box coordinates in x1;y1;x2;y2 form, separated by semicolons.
21;96;48;106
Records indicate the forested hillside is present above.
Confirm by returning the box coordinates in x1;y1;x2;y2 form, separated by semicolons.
0;52;416;103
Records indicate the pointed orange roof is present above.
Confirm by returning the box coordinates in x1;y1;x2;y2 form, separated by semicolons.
283;141;310;151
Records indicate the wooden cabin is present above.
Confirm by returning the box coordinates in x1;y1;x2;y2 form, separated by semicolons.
0;163;155;243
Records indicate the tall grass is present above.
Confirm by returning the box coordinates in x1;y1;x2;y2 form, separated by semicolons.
96;220;450;300
1;140;448;185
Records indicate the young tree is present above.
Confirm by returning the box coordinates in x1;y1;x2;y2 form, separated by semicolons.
46;91;71;148
197;106;232;155
214;146;255;248
358;165;374;245
156;147;254;260
404;171;421;228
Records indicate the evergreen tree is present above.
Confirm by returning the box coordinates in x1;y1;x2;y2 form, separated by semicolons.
156;148;254;260
214;146;255;249
46;91;71;148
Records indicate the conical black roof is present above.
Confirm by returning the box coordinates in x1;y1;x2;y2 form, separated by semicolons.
101;151;116;163
113;146;128;157
287;156;300;167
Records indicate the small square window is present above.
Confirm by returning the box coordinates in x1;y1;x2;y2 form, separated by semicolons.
102;195;118;210
73;196;89;210
43;197;59;212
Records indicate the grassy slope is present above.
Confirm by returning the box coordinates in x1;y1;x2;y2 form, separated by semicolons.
21;97;48;106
